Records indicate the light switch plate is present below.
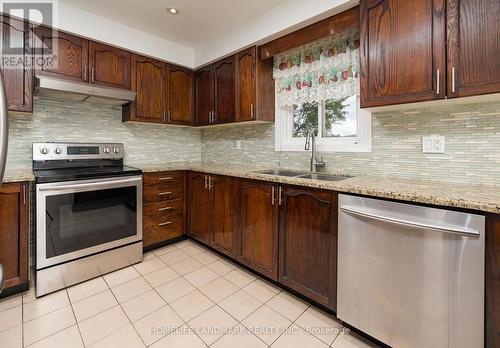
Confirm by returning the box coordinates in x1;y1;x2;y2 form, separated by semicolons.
235;140;242;150
422;135;445;153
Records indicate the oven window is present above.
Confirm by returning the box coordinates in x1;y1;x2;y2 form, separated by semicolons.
45;186;137;259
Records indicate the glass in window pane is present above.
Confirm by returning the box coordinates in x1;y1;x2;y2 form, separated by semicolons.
323;95;357;138
293;101;318;137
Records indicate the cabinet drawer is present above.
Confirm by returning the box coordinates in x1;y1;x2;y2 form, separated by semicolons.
143;206;184;247
144;199;183;217
144;171;184;186
144;182;183;203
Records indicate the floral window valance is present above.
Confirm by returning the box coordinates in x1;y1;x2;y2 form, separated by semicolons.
273;28;360;106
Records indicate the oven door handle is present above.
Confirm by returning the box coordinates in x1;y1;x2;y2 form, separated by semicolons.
38;177;142;191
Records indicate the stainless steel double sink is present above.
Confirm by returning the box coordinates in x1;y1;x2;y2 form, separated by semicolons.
255;169;351;182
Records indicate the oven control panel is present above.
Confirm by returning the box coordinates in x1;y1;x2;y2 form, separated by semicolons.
33;143;124;161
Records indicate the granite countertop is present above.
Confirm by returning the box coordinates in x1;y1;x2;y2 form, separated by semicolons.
2;168;34;183
139;163;500;214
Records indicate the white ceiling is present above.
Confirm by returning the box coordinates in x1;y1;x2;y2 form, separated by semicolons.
59;0;290;48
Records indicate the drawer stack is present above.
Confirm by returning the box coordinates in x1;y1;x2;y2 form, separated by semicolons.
143;171;185;248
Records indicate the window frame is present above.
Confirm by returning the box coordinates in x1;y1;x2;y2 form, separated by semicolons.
275;95;372;152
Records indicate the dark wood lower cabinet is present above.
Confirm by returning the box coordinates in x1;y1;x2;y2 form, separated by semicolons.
211;176;239;257
486;213;500;348
188;172;212;244
0;182;29;297
238;180;278;280
278;187;338;310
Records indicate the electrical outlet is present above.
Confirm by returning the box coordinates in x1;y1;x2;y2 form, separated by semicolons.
422;135;445;153
235;140;242;150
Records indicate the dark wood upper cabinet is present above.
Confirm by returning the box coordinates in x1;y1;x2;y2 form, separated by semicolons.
360;0;446;107
168;65;194;125
447;0;500;98
89;41;131;90
188;172;212;244
34;26;88;83
0;182;29;297
279;187;338;310
195;66;215;125
214;57;236;124
125;54;166;123
236;47;256;121
238;180;278;280
0;15;32;112
211;176;240;258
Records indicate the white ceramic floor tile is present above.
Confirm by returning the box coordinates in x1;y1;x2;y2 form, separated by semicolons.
242;305;292;345
111;277;152;303
0;305;22;332
133;305;184;346
27;325;84;348
67;277;108;303
187;306;238;346
219;290;262;321
159;250;191;265
211;324;267;348
170;258;204;275
331;332;377;348
199;277;239;303
103;266;141;288
149;324;206;348
23;306;76;346
243;279;280;302
170;290;214;321
207;259;237;275
133;256;166;275
266;292;309;321
89;324;145;348
156;277;196;303
223;268;256;288
143;266;179;288
181;244;205;256
152;244;179;256
174;240;197;250
121;290;166;322
0;324;22;348
183;267;219;287
77;306;129;346
0;294;22;312
143;252;156;261
72;289;118;322
295;306;342;346
192;251;219;265
23;290;69;322
271;324;328;348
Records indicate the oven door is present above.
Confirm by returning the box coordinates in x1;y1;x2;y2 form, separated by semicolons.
36;175;143;269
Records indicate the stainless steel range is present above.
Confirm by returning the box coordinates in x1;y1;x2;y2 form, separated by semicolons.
33;142;143;297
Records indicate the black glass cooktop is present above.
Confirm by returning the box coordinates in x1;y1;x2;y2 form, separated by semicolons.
34;165;142;183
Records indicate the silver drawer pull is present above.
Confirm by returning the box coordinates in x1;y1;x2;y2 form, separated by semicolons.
158;207;173;211
158;221;172;227
159;177;173;181
158;192;172;195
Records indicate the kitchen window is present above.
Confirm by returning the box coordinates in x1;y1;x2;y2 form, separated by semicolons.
273;29;371;152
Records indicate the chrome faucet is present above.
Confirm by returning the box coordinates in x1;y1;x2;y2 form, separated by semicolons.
304;130;325;173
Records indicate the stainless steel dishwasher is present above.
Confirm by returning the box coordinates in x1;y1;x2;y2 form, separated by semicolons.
337;194;484;348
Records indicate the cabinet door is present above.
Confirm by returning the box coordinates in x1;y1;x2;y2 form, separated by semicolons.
34;26;88;83
239;181;278;280
360;0;446;107
0;16;32;112
168;65;194;125
195;67;214;125
214;57;235;124
129;55;166;123
0;182;28;294
211;176;239;258
188;172;211;244
447;0;500;97
236;47;256;122
89;41;131;89
279;187;338;309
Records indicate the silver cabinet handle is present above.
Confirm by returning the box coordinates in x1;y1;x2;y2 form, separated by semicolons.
83;66;87;82
278;186;283;205
91;67;95;83
158;191;172;196
451;67;456;93
204;174;208;189
208;176;213;190
250;103;254;118
159;177;173;181
208;111;211;123
436;69;440;95
271;186;275;205
0;69;8;184
22;184;26;205
163;110;166;121
158;221;172;227
158;206;172;211
340;205;480;237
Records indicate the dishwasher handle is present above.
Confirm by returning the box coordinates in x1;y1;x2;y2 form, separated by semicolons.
340;205;480;238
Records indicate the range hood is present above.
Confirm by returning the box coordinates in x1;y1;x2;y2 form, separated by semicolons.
34;76;136;106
